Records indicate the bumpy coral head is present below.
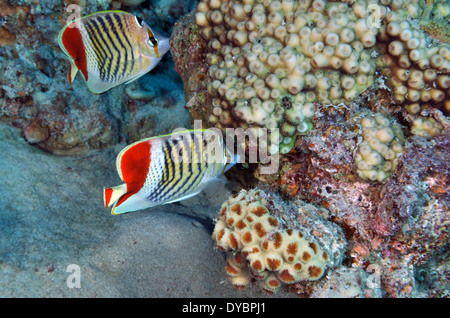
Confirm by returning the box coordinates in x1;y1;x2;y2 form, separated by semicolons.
377;0;450;116
212;189;346;294
195;0;385;154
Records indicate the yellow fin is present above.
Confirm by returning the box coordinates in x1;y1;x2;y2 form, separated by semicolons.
68;60;78;85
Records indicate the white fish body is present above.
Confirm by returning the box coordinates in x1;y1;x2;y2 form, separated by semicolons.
58;10;169;94
104;130;239;215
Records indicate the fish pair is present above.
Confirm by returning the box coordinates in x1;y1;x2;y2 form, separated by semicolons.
58;10;170;94
104;130;239;215
59;12;235;213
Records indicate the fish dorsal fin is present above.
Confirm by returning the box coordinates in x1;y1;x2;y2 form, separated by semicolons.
62;10;132;28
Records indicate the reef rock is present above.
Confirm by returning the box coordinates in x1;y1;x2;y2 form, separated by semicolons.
0;0;191;155
171;0;450;297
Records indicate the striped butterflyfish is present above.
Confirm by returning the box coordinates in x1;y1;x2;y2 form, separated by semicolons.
58;10;169;94
103;129;239;215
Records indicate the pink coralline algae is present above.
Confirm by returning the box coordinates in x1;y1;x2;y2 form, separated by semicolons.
273;109;449;297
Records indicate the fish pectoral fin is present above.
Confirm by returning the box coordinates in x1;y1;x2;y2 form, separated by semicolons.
103;184;127;209
68;60;79;85
162;191;202;205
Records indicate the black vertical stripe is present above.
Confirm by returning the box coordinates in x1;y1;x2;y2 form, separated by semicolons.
172;135;205;198
123;18;135;78
163;138;194;200
160;138;186;201
96;15;121;81
187;135;209;191
149;139;176;202
89;18;114;81
111;13;130;80
84;20;108;79
162;133;207;201
102;14;122;80
161;139;174;185
153;136;192;202
84;21;107;63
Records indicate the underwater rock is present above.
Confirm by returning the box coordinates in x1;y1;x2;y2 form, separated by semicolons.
170;11;211;122
273;106;449;297
0;0;117;155
309;266;383;298
0;0;191;155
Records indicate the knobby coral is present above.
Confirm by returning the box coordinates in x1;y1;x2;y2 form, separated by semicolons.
171;0;449;158
195;0;385;152
354;111;405;182
212;188;346;293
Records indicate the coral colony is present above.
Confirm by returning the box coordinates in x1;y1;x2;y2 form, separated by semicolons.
189;0;449;156
353;112;405;182
191;0;449;156
212;189;346;293
169;0;450;297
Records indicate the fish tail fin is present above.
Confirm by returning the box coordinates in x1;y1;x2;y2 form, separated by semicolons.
103;184;127;209
68;60;78;85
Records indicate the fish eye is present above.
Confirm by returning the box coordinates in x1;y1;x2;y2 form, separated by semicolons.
135;16;144;27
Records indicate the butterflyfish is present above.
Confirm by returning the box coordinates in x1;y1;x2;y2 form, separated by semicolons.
103;130;239;215
58;10;169;94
